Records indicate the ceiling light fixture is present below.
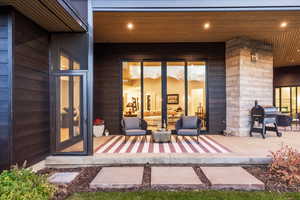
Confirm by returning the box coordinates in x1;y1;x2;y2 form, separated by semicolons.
127;22;134;30
280;22;288;28
204;22;210;30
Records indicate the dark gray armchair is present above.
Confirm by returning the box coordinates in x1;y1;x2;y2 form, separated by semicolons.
276;114;293;131
175;116;202;143
121;117;147;142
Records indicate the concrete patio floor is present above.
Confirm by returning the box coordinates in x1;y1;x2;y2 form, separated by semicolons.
45;129;300;168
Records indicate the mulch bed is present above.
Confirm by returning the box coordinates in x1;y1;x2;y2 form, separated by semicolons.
38;165;300;200
244;165;300;192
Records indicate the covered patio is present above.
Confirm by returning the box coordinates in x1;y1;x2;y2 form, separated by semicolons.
45;126;300;167
52;10;300;165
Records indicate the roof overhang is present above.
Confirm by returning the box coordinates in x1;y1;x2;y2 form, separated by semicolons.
92;0;300;12
94;11;300;67
0;0;87;32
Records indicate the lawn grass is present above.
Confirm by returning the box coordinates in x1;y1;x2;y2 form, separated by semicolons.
67;191;300;200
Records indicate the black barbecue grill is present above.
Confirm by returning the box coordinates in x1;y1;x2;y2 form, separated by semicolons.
249;100;282;139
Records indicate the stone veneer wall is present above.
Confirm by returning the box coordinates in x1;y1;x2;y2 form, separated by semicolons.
226;37;273;136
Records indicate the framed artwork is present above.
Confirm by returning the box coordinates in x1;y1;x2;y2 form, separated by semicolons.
167;94;179;104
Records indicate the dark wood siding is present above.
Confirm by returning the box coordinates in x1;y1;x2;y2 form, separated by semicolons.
94;43;226;134
274;66;300;87
0;9;12;170
12;11;50;166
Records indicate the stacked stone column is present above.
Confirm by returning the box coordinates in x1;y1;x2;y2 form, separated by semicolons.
226;37;273;136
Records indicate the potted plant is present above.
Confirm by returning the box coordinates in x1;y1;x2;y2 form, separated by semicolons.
93;118;105;137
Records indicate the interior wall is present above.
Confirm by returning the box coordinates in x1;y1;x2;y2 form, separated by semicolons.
94;43;226;134
12;10;50;166
274;66;300;87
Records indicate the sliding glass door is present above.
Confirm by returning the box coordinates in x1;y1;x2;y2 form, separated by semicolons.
143;62;162;130
275;86;300;119
122;60;207;131
166;62;185;129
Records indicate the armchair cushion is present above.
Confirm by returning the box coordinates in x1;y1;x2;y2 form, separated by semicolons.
276;115;292;127
182;116;198;129
125;129;146;136
177;129;198;136
123;117;140;130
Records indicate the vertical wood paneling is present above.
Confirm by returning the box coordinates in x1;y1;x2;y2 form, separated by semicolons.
274;66;300;87
12;11;50;166
94;43;226;134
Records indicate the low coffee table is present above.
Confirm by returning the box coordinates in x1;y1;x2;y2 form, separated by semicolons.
152;130;172;143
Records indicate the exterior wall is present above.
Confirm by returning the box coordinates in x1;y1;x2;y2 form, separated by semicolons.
12;11;50;166
93;0;300;9
0;8;12;170
94;43;226;135
274;66;300;87
68;0;88;22
226;37;273;136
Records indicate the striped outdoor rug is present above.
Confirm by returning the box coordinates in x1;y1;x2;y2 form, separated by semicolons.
95;135;231;154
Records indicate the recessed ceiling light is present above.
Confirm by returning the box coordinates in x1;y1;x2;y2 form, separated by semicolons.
297;49;300;52
280;22;288;28
204;22;210;30
127;23;134;30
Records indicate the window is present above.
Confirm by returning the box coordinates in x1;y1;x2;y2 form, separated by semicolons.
59;53;81;70
188;62;206;129
143;62;162;130
60;55;70;70
122;62;142;118
122;60;207;130
275;86;300;120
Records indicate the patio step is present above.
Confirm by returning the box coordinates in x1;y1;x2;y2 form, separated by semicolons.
201;166;265;190
151;167;203;189
45;154;271;168
88;166;264;190
90;167;144;189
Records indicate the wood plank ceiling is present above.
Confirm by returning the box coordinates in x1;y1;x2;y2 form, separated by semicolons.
0;0;87;32
94;11;300;67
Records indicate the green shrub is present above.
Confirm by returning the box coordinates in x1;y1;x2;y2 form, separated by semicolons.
0;166;56;200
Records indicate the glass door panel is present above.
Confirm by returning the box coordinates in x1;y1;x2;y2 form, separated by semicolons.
275;88;280;111
292;87;297;118
56;73;87;153
298;87;300;115
60;76;70;142
73;76;81;137
166;62;185;129
122;62;142;117
281;87;291;114
143;62;162;130
187;61;207;130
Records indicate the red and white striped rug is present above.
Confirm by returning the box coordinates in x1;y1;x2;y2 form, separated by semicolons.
95;135;231;154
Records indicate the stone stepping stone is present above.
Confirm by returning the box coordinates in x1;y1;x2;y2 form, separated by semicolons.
90;167;144;189
48;172;79;184
151;167;203;189
201;167;265;190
